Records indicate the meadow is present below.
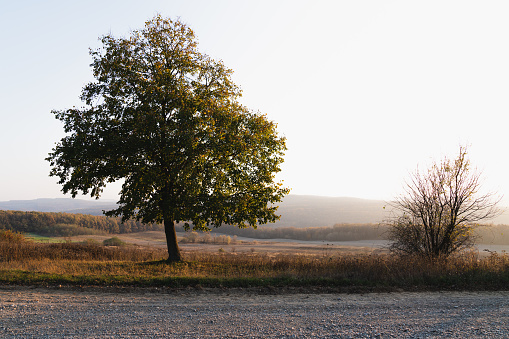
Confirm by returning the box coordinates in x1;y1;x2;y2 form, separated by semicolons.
3;209;509;245
1;229;508;292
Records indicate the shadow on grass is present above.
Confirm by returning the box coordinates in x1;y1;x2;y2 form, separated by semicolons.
135;259;197;267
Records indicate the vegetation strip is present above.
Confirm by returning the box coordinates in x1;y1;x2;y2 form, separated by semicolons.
2;210;509;245
1;262;508;292
1;230;508;292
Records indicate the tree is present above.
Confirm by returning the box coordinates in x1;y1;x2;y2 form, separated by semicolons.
46;16;289;262
386;147;500;259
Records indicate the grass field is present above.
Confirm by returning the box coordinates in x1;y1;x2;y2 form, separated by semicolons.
25;233;67;243
1;230;508;292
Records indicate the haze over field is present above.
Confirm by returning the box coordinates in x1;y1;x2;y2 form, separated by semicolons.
2;196;509;226
2;1;509;206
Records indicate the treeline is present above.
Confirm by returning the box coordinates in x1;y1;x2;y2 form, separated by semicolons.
176;223;509;244
0;210;162;237
176;223;387;242
180;232;237;245
474;224;509;245
2;209;508;245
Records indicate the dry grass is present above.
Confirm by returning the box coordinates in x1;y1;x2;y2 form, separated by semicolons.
0;241;166;262
0;233;508;290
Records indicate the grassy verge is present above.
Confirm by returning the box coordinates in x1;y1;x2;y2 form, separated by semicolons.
25;233;67;243
0;239;508;292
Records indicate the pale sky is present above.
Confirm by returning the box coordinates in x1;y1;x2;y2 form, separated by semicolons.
1;0;509;204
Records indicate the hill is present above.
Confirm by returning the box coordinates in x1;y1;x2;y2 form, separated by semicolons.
0;198;117;215
1;195;508;227
274;195;389;227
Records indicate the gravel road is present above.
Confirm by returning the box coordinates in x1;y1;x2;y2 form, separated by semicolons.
0;287;508;338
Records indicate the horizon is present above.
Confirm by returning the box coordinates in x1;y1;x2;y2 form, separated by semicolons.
2;1;509;205
0;194;392;203
2;194;509;225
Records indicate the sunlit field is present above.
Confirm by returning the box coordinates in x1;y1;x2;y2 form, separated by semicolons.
1;230;508;292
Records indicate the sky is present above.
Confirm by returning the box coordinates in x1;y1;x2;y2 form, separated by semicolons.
1;0;509;204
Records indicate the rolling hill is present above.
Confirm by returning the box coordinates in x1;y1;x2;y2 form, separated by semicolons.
1;195;507;227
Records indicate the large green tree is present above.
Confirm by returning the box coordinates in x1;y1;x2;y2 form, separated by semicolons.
47;16;289;261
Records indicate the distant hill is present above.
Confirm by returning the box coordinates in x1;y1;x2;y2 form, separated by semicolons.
0;198;117;215
274;195;509;226
1;195;508;227
274;195;389;227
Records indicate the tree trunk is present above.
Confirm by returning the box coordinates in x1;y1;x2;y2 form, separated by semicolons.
164;219;182;262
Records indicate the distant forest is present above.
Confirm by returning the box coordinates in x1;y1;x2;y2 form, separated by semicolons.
208;224;509;245
0;210;162;237
190;223;387;242
0;209;387;241
1;210;508;244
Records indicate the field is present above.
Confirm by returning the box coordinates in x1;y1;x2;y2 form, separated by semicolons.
1;230;509;292
50;230;388;256
48;230;509;257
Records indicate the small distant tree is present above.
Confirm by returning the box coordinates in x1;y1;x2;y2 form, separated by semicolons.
0;229;26;243
386;147;501;259
103;237;126;247
46;16;289;262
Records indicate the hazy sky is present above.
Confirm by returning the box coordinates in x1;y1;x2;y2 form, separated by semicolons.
1;0;509;204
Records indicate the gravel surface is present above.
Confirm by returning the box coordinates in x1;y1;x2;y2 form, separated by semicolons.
0;287;508;338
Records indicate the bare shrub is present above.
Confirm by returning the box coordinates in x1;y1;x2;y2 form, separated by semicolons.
180;232;236;244
385;147;501;259
0;230;27;243
103;237;126;247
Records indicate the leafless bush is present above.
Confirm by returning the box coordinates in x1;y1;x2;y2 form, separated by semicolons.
385;147;501;259
180;231;236;245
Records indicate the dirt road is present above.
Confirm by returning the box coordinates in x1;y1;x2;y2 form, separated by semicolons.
0;287;507;338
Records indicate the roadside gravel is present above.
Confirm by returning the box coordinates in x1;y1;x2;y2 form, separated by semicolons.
0;287;508;338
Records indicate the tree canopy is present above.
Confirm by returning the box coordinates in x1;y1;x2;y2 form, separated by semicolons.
47;16;289;261
386;147;500;259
